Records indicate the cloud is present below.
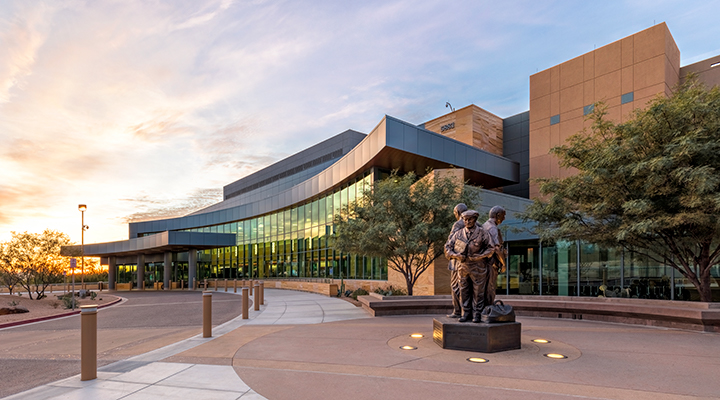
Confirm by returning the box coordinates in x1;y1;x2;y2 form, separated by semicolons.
1;0;719;246
129;112;189;141
122;188;223;223
0;3;49;103
172;0;234;31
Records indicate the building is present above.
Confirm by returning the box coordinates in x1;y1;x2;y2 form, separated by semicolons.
65;23;720;300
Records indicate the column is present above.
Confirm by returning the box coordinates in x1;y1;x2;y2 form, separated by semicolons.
164;252;172;290
137;254;145;290
108;256;116;290
188;250;197;289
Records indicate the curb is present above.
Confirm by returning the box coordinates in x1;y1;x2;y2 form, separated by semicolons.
0;296;123;330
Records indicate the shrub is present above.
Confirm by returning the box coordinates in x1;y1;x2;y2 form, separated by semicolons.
59;293;77;309
350;288;369;300
373;286;407;296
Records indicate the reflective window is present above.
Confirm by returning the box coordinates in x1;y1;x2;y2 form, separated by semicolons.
621;92;634;104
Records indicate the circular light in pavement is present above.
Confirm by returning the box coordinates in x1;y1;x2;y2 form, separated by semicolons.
544;353;567;359
532;339;551;343
410;333;424;338
467;357;489;363
400;345;417;350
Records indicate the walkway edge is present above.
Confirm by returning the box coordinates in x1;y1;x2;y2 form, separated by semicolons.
0;296;123;330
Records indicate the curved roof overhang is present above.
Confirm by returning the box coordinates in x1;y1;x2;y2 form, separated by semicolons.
61;231;236;257
130;115;519;236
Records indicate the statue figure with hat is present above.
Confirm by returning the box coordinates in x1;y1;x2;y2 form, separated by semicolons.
444;209;493;322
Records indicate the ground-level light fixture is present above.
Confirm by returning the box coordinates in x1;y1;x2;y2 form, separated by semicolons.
400;345;417;350
544;353;567;359
532;339;551;344
467;357;489;363
410;333;424;338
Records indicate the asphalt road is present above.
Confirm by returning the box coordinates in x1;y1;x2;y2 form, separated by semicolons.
0;290;247;398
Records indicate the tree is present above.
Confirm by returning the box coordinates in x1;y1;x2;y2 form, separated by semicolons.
522;78;720;302
0;243;22;295
1;230;72;299
332;170;480;295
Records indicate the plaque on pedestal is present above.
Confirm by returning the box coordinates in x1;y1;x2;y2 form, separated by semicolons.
433;317;521;353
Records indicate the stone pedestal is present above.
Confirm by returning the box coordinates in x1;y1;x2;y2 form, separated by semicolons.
433;317;521;353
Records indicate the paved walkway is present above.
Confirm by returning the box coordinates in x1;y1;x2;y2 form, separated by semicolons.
2;289;369;399
3;289;720;399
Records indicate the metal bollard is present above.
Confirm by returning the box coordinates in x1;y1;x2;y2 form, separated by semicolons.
233;279;237;293
242;287;249;319
203;291;212;338
253;284;260;311
259;281;264;305
80;305;98;381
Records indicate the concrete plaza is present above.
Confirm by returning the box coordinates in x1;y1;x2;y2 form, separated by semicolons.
1;289;719;399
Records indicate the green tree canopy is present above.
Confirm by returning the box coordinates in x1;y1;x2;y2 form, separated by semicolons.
332;170;480;295
523;78;720;302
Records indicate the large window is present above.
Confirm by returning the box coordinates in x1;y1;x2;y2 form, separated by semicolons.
181;170;386;280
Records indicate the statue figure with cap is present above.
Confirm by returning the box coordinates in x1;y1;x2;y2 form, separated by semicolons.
444;209;493;323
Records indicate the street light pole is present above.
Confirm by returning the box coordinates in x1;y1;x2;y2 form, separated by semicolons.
79;204;88;287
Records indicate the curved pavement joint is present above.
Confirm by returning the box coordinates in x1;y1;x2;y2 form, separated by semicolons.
2;288;369;400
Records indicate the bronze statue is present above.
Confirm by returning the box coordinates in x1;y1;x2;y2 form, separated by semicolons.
444;210;493;323
482;206;507;306
446;203;468;318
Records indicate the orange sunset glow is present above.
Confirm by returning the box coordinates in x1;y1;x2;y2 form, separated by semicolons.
2;1;719;244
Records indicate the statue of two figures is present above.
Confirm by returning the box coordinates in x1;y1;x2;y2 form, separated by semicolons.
444;205;507;323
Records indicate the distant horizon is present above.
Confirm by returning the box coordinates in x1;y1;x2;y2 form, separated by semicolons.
2;0;720;245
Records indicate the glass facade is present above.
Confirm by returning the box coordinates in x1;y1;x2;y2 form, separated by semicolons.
176;170;387;281
498;236;719;301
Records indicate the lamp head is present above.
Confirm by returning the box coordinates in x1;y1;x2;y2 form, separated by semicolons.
78;204;87;212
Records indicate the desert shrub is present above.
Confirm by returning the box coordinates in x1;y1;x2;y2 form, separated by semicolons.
373;286;407;296
59;293;77;309
350;288;369;300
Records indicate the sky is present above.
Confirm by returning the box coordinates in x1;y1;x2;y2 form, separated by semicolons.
1;0;720;245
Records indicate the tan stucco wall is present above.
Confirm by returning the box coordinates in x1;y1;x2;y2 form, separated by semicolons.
528;23;681;198
423;104;504;157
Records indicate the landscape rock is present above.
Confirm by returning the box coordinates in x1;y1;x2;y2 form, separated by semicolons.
0;306;30;315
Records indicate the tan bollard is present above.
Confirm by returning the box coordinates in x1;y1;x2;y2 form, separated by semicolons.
204;279;208;290
233;279;237;293
80;305;98;381
224;279;228;292
215;279;218;291
181;279;184;290
253;284;260;311
249;280;254;296
202;291;212;338
242;287;249;319
259;281;264;305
